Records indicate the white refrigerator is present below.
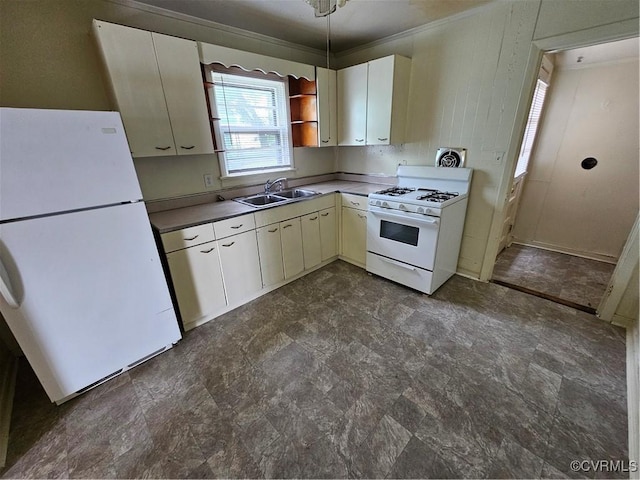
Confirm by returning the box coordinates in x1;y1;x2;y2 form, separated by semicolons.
0;108;181;404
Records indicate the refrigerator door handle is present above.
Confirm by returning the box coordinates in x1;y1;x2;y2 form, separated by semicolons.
0;259;19;308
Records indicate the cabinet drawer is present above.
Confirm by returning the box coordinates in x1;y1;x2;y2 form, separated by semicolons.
161;223;214;253
341;193;367;210
214;213;255;239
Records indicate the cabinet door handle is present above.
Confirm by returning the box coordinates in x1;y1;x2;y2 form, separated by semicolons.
309;216;318;221
184;235;199;241
321;139;329;143
357;214;366;219
230;224;243;229
200;247;215;253
155;146;172;151
222;241;235;247
268;228;278;233
320;212;329;217
377;137;388;141
180;145;195;150
350;201;360;206
282;224;292;229
355;139;364;143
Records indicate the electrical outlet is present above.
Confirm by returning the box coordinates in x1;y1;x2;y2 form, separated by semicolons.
203;174;214;188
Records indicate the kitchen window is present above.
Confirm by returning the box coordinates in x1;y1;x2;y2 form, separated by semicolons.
207;67;293;177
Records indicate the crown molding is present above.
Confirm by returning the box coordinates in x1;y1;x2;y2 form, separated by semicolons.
105;0;327;57
335;0;503;59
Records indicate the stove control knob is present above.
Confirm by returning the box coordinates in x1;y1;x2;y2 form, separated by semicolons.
425;208;432;214
399;204;407;210
376;200;382;207
382;202;389;208
417;207;425;214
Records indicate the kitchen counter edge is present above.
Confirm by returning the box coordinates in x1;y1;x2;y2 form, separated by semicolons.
149;180;387;234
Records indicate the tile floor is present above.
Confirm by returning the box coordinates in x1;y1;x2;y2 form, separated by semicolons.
1;261;629;479
492;244;616;310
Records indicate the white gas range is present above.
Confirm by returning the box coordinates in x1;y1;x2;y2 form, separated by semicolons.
366;165;473;294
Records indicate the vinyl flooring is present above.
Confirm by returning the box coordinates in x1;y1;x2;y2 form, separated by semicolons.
492;244;616;311
1;261;629;479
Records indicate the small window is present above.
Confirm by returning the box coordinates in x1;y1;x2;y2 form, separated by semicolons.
208;67;293;177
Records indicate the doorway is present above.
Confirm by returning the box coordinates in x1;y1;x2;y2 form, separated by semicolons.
492;37;639;313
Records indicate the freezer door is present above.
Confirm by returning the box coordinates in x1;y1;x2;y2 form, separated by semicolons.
0;202;181;402
0;108;143;221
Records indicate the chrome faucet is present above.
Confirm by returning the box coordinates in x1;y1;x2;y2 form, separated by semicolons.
264;177;287;194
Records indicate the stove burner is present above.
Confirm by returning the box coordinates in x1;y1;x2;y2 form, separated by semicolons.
416;191;459;202
375;186;416;196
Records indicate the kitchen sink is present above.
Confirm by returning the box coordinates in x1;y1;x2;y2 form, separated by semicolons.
274;188;319;199
233;188;320;207
235;194;288;206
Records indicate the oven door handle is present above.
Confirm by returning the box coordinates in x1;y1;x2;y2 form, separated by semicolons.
369;207;439;225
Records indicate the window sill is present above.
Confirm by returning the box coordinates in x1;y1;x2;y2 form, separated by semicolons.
219;167;297;180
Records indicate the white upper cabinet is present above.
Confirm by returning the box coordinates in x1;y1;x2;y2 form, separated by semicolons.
338;55;411;146
93;20;214;158
316;67;337;147
338;63;368;146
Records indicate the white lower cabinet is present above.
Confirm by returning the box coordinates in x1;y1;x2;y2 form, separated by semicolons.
217;230;262;306
161;194;344;330
280;218;304;279
256;224;285;287
319;207;337;261
301;212;322;270
341;206;368;267
166;241;227;326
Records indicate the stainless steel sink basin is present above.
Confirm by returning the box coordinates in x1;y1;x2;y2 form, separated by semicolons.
233;188;320;207
235;194;288;206
274;188;319;199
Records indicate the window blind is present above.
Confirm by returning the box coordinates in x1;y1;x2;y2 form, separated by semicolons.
516;79;548;176
212;72;292;175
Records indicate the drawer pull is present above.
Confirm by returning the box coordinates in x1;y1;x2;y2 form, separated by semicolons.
355;139;364;142
282;224;292;229
321;139;329;143
268;228;278;233
180;145;195;150
357;214;366;219
230;224;243;229
309;216;318;221
200;248;215;254
377;137;388;141
184;235;199;241
350;201;360;206
155;146;171;151
222;242;235;247
320;212;330;217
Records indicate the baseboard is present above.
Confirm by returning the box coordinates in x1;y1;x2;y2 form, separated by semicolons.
627;321;640;479
0;355;18;468
511;241;618;264
183;256;341;331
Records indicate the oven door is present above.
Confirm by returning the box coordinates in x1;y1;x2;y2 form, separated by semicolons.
367;206;440;271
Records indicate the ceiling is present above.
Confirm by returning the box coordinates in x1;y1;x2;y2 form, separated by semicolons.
132;0;494;52
555;37;639;69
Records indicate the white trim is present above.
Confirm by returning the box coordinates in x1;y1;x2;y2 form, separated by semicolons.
199;43;315;80
334;0;500;60
510;241;618;265
627;320;640;479
219;168;297;181
598;213;639;320
105;0;326;57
